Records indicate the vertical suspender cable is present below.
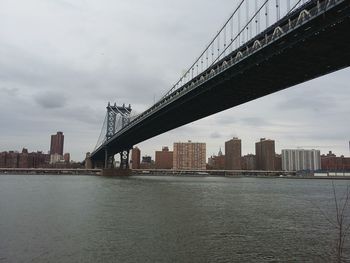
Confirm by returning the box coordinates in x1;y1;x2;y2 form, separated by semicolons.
265;0;269;28
238;4;241;46
217;34;220;59
224;26;226;56
212;43;214;64
255;0;258;35
246;0;249;43
230;16;234;52
206;49;209;68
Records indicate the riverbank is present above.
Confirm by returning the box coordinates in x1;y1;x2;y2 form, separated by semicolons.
0;168;101;175
1;168;350;180
132;169;295;177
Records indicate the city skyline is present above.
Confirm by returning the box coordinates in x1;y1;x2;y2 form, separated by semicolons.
0;0;349;161
1;132;350;163
2;136;349;172
129;139;350;172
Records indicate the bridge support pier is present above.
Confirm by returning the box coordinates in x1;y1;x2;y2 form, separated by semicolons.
85;153;93;169
104;148;108;168
103;147;115;169
101;148;131;176
119;150;130;169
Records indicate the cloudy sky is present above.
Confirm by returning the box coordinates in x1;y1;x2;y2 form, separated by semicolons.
0;0;349;161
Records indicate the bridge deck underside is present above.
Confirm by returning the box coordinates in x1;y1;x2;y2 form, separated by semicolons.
92;2;350;160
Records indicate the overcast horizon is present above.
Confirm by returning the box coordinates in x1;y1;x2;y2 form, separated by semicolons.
0;0;349;161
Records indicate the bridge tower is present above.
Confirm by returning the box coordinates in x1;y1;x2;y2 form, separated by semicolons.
104;102;132;171
106;102;131;141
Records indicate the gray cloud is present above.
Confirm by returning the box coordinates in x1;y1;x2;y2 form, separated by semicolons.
0;87;18;96
239;117;270;127
276;94;334;113
34;92;67;109
210;132;222;139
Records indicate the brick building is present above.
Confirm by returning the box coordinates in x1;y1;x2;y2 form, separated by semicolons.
131;147;141;169
207;149;225;170
155;147;173;169
225;138;242;170
241;154;256;170
140;156;154;169
275;154;282;171
50;131;64;155
18;148;29;168
173;141;206;170
0;152;6;167
6;151;19;168
321;151;350;171
0;149;50;168
255;138;276;171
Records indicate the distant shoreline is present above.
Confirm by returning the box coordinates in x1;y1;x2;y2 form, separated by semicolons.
134;174;350;180
0;168;101;176
1;168;350;180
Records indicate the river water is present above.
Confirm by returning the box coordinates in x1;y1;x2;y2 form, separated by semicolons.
0;175;349;262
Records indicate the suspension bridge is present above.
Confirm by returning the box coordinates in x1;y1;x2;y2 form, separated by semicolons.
88;0;350;172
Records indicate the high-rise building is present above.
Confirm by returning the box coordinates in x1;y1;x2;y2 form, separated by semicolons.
255;138;275;170
131;147;141;169
173;141;206;170
50;132;64;156
155;146;173;169
225;137;242;170
282;149;321;171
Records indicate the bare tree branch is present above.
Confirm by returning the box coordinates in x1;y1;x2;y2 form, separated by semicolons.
317;181;350;262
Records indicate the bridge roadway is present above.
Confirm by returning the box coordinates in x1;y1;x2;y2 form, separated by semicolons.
91;0;350;162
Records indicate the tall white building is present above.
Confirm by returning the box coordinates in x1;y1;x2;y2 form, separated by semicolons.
282;149;321;171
